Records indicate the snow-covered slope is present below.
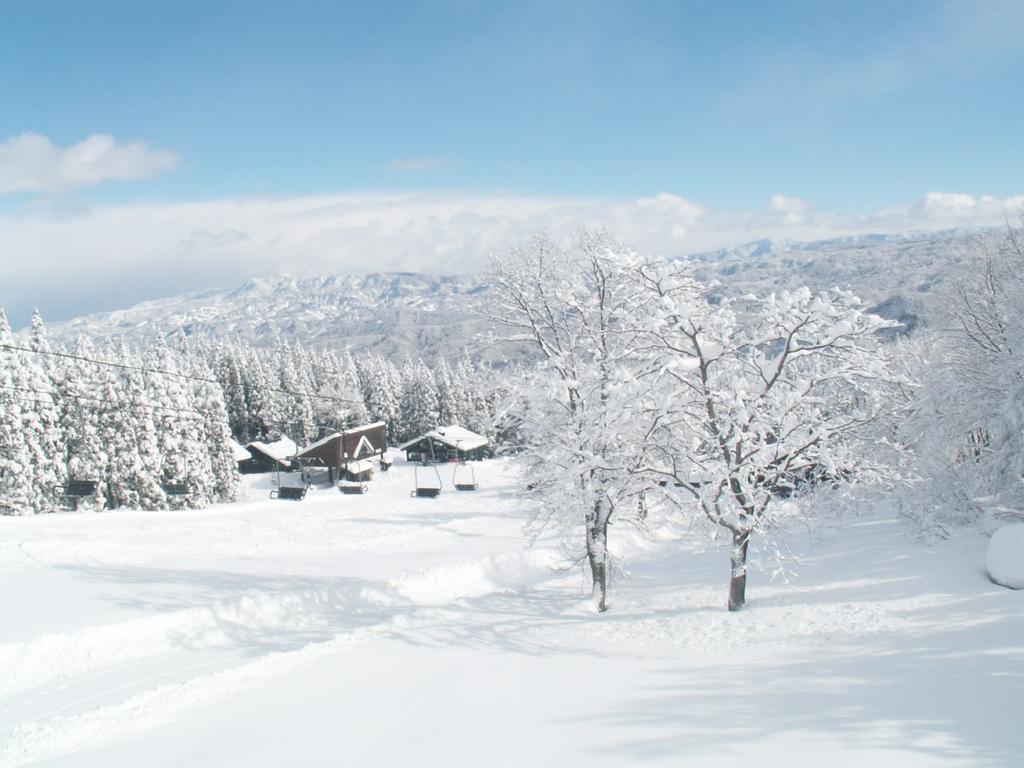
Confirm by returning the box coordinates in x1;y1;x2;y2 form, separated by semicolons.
0;457;1020;767
44;228;1005;357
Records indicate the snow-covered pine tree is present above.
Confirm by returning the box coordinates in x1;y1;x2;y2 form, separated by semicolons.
277;343;316;446
56;336;108;511
339;351;369;426
309;350;344;434
399;359;441;442
190;355;240;504
168;334;218;507
450;356;478;430
97;341;184;510
241;346;281;440
434;359;459;426
0;309;34;515
213;342;252;442
358;356;402;443
145;336;202;509
22;311;66;513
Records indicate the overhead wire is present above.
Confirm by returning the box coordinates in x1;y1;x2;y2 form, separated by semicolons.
0;342;363;406
0;382;357;433
0;382;207;419
0;385;207;423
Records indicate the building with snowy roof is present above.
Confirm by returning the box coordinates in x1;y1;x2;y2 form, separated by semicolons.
294;422;388;482
238;436;298;474
230;440;252;464
398;425;491;463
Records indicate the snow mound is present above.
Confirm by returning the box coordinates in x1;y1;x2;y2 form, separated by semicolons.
987;523;1024;589
389;549;563;605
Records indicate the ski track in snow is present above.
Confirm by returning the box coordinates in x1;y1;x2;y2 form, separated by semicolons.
0;582;399;700
0;542;563;767
2;462;1018;767
0;625;384;767
0;465;568;768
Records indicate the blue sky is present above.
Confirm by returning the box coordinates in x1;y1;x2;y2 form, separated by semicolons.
2;0;1024;326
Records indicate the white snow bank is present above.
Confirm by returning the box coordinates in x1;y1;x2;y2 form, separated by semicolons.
388;548;563;605
987;523;1024;589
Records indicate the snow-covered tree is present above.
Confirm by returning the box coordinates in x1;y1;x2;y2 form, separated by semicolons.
399;359;441;441
145;337;203;508
338;351;369;426
56;337;108;511
487;232;655;611
190;355;240;504
901;225;1024;530
21;311;66;513
434;359;461;426
0;309;34;515
275;344;316;446
96;342;152;510
213;342;252;442
451;356;480;429
636;259;902;610
359;355;402;442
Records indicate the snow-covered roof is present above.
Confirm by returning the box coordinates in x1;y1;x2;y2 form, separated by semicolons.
344;458;377;475
230;440;252;462
296;422;387;457
398;425;489;452
348;421;386;434
299;432;342;454
247;436;298;462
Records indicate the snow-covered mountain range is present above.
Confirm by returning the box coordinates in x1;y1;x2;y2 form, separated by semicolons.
45;228;1006;358
51;272;494;360
689;227;1001;337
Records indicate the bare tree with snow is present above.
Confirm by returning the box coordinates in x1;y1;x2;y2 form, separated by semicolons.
487;231;657;611
635;258;902;610
902;222;1024;530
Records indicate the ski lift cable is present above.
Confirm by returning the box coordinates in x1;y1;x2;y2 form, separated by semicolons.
0;342;364;406
0;384;364;434
0;382;207;418
0;390;207;423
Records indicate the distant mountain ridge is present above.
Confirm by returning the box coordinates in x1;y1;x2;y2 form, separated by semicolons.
44;228;1006;359
51;272;495;361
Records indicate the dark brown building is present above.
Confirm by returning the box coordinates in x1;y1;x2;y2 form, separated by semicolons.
295;422;388;482
238;436;298;474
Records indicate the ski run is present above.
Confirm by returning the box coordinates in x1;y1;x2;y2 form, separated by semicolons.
1;457;1020;767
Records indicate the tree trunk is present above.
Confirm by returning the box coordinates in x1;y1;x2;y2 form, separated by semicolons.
588;547;608;612
587;500;610;612
727;528;750;612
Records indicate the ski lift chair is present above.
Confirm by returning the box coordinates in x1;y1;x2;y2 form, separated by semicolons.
270;483;308;501
452;461;478;492
161;481;192;497
411;464;442;498
53;479;100;510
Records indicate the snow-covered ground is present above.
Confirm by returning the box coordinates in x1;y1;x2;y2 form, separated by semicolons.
1;457;1021;767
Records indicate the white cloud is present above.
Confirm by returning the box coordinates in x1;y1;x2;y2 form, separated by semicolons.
0;132;180;194
767;194;811;224
180;228;251;250
387;156;452;172
1;188;1022;327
